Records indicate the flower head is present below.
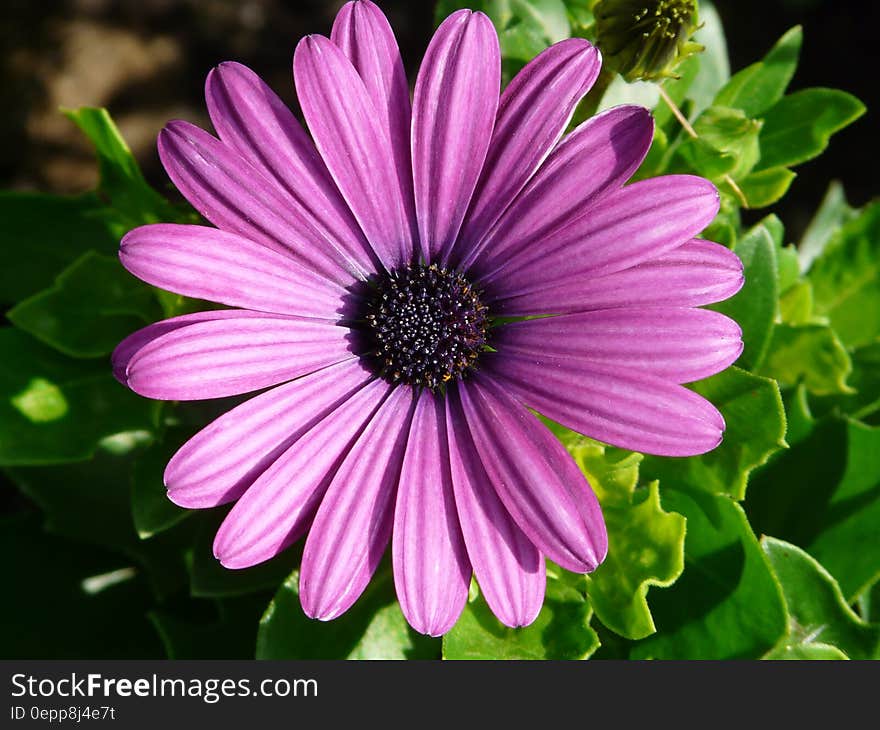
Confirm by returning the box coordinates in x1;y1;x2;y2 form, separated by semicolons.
114;1;743;636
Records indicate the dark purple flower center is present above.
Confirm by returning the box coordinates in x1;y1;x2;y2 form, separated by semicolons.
361;263;490;390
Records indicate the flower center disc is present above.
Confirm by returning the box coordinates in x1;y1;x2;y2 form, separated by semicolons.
363;264;489;390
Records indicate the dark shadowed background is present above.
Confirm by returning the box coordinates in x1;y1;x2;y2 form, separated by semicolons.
0;0;875;240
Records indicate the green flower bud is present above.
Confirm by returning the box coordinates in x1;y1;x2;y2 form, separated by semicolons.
594;0;703;82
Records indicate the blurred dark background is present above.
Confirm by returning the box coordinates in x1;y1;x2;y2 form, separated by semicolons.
0;0;876;239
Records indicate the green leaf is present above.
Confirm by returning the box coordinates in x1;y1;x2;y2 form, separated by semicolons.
714;26;802;117
691;105;762;179
7;251;161;358
443;569;599;659
799;181;856;272
686;1;729;115
564;439;685;640
0;512;164;659
808;202;880;348
0;328;156;465
712;222;778;371
63;107;179;224
755;88;865;172
131;427;192;539
676;136;737;179
778;280;814;325
257;564;438;659
760;324;853;396
747;415;880;601
0;192;120;303
641;367;786;500
630;489;787;659
738;167;796;208
762;537;880;659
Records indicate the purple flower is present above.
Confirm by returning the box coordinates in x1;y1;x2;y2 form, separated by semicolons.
113;1;743;636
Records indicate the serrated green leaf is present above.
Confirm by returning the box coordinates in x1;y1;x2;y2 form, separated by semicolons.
712;222;778;371
63;107;178;224
808;202;880;348
0;192;120;304
799;181;856;272
257;564;438;659
747;415;880;601
641;367;786;500
714;26;801;117
131;427;193;539
762;537;880;659
443;569;598;659
631;489;787;659
755;88;865;172
760;324;852;396
7;251;162;358
563;440;684;640
738;166;796;208
0;328;156;465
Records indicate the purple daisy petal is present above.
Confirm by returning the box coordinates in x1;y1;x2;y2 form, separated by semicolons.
299;386;415;621
411;9;500;261
495;307;743;384
294;33;415;269
205;62;378;276
213;377;391;569
158;120;362;284
165;359;376;509
459;104;653;274
455;378;607;574
124;314;355;401
331;0;415;233
485;353;725;457
488;238;745;316
120;223;349;319
446;394;545;628
393;390;471;636
452;38;601;260
478;174;721;295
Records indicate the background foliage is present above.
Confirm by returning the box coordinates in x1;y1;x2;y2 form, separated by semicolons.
1;0;876;659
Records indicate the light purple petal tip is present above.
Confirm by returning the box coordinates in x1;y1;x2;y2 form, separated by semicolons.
212;377;390;568
455;379;607;574
294;33;415;269
411;9;500;261
123;313;355;401
120;223;348;319
164;358;375;509
446;395;545;628
393;391;471;636
495;307;743;384
454;38;601;259
299;386;415;621
486;354;725;457
489;238;745;315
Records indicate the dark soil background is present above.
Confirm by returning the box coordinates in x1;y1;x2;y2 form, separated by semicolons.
1;0;876;239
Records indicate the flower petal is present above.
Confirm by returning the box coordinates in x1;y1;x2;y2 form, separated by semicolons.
205;61;377;275
294;34;415;268
411;9;500;261
213;377;390;568
454;378;606;573
165;358;376;509
495;307;743;383
299;386;415;621
446;394;545;628
460;104;653;274
453;38;601;258
158;120;363;284
488;238;745;315
124;314;355;400
485;353;725;457
331;0;415;234
393;390;471;636
479;174;720;294
120;223;348;318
